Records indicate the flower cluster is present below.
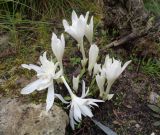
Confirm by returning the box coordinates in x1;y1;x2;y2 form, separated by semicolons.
21;10;131;130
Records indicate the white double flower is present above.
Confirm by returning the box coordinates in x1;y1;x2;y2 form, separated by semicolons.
61;76;103;130
63;10;93;67
51;32;65;73
21;52;67;112
96;55;131;100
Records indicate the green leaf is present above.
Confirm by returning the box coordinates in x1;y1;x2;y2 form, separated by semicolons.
148;104;160;114
152;113;160;118
153;121;160;126
91;118;117;135
64;96;71;101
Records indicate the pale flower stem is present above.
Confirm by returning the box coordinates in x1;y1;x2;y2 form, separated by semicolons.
105;82;113;95
79;39;86;60
61;76;74;97
99;89;105;98
100;92;104;98
79;67;86;78
60;61;63;74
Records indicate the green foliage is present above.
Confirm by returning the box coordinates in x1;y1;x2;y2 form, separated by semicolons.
70;57;81;66
0;0;101;52
141;58;160;77
144;0;160;16
148;104;160;126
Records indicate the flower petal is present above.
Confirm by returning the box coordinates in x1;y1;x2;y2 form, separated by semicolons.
85;11;89;23
61;33;65;48
79;105;93;117
88;44;99;75
96;74;105;97
46;83;55;112
63;19;70;31
72;10;78;24
73;103;82;122
72;75;80;92
93;63;101;76
21;64;42;73
121;60;132;73
85;16;93;43
21;79;43;94
37;79;52;91
55;94;69;104
54;68;63;79
81;80;86;98
69;107;76;130
107;94;114;100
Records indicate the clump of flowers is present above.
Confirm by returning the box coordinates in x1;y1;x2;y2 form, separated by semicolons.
21;10;131;130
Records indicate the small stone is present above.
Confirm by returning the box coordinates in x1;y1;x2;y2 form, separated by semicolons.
0;79;5;84
135;124;140;128
0;98;68;135
149;92;160;104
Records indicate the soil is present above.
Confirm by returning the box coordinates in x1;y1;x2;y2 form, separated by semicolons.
69;72;159;135
65;40;160;134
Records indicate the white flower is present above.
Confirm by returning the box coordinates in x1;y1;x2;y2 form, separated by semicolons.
63;10;89;67
21;52;65;112
72;75;80;92
88;44;99;75
96;74;105;97
63;10;88;44
85;16;93;44
51;32;65;71
93;63;101;76
61;76;103;130
103;55;131;94
69;81;103;130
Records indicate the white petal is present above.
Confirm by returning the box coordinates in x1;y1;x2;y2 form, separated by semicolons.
85;88;90;98
85;11;89;23
76;20;85;42
73;103;82;122
21;64;42;73
61;33;65;48
88;102;99;107
96;75;105;97
69;107;76;130
81;58;88;68
81;80;86;98
72;75;80;92
37;79;52;90
107;94;114;100
63;19;70;31
54;68;63;79
51;33;65;64
72;10;78;23
121;60;132;73
55;94;69;104
46;83;55;112
52;32;57;41
21;79;43;94
88;99;104;103
88;44;99;75
85;16;93;43
40;52;48;69
79;105;93;117
105;80;114;95
93;63;101;76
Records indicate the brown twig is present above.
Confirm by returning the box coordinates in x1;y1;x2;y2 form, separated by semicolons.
104;16;160;49
105;33;138;49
